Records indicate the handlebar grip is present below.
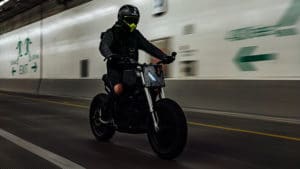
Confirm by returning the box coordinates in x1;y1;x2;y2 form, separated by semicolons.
171;52;177;57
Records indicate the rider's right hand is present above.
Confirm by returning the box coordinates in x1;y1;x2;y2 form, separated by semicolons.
108;54;121;60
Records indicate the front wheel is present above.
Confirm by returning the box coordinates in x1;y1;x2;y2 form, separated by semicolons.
89;94;115;141
147;99;187;160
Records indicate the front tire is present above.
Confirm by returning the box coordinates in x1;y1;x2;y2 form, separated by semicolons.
89;94;115;141
147;99;187;160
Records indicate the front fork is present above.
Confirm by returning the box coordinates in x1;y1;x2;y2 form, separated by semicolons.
140;72;165;132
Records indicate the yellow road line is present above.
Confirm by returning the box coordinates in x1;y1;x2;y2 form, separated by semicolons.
1;92;300;142
188;121;300;142
27;97;89;109
0;92;88;109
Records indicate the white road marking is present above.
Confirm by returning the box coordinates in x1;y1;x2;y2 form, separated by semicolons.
0;128;86;169
184;107;300;125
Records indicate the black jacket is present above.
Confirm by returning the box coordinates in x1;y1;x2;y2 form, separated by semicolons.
99;22;168;69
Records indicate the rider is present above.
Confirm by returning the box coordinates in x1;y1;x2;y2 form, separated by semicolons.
99;4;174;123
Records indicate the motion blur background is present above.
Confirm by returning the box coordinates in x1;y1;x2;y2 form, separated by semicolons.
0;0;300;118
0;1;300;169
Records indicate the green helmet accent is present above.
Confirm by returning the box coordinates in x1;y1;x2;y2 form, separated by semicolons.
128;23;137;32
124;21;137;32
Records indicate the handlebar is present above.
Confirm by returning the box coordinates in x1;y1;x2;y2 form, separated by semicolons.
157;52;177;65
104;52;177;67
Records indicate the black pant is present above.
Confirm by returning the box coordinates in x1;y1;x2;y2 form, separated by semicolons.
102;67;122;121
107;68;122;87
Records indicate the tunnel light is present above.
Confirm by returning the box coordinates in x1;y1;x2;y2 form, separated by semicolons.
0;0;10;7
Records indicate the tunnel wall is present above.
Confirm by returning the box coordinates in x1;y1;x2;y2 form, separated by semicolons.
1;0;300;119
0;79;299;119
0;79;40;94
165;80;300;119
38;79;104;99
2;0;300;81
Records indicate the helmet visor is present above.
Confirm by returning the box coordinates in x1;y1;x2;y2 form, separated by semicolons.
124;16;139;24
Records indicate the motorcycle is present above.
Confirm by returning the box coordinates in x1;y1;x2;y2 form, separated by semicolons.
89;52;187;160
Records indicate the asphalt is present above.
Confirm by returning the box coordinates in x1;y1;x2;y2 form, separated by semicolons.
0;91;299;169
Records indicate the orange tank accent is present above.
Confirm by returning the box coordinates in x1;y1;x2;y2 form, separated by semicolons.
114;83;123;95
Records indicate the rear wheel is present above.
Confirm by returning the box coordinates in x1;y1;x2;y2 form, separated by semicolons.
147;99;187;160
89;94;115;141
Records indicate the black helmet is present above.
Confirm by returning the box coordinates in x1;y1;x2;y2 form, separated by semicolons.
118;5;140;32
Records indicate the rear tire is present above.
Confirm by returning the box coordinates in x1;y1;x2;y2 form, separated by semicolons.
90;94;115;141
147;99;187;160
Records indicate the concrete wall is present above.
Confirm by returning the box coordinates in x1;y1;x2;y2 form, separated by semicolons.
1;0;300;80
1;79;299;119
38;79;104;99
1;0;300;119
0;79;40;94
166;80;300;118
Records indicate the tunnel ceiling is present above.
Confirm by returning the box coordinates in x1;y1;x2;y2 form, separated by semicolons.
0;0;90;34
0;0;45;22
0;0;76;22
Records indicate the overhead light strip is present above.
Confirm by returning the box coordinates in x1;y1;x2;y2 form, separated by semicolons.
0;0;10;7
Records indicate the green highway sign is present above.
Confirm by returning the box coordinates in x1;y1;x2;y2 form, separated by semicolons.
24;37;32;56
226;0;300;41
234;46;276;71
228;0;300;71
9;37;40;76
31;62;37;72
276;0;300;27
